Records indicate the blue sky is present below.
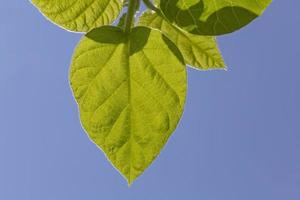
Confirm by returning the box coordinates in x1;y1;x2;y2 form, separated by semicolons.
0;1;299;200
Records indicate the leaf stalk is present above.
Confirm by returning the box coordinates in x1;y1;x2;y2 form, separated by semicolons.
124;0;140;33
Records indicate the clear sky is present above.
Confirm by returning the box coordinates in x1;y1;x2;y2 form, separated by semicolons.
0;1;299;200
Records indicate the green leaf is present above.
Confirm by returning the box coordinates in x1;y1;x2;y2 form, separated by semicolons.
160;0;272;35
31;0;123;32
69;26;187;184
139;11;225;70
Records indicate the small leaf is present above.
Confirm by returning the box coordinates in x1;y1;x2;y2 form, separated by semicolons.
69;26;187;184
160;0;272;35
31;0;123;32
139;11;225;70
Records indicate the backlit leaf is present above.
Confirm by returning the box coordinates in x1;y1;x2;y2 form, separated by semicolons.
160;0;272;35
31;0;123;32
69;26;187;184
139;11;225;70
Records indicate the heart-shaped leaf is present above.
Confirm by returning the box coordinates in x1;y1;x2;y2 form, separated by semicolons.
69;26;187;184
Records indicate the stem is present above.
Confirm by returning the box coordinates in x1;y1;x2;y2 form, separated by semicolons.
124;0;139;33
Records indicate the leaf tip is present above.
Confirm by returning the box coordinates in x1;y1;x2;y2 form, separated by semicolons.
125;174;136;187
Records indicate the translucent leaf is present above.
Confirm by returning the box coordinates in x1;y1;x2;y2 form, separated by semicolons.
31;0;123;32
160;0;272;35
139;11;225;70
69;26;187;184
